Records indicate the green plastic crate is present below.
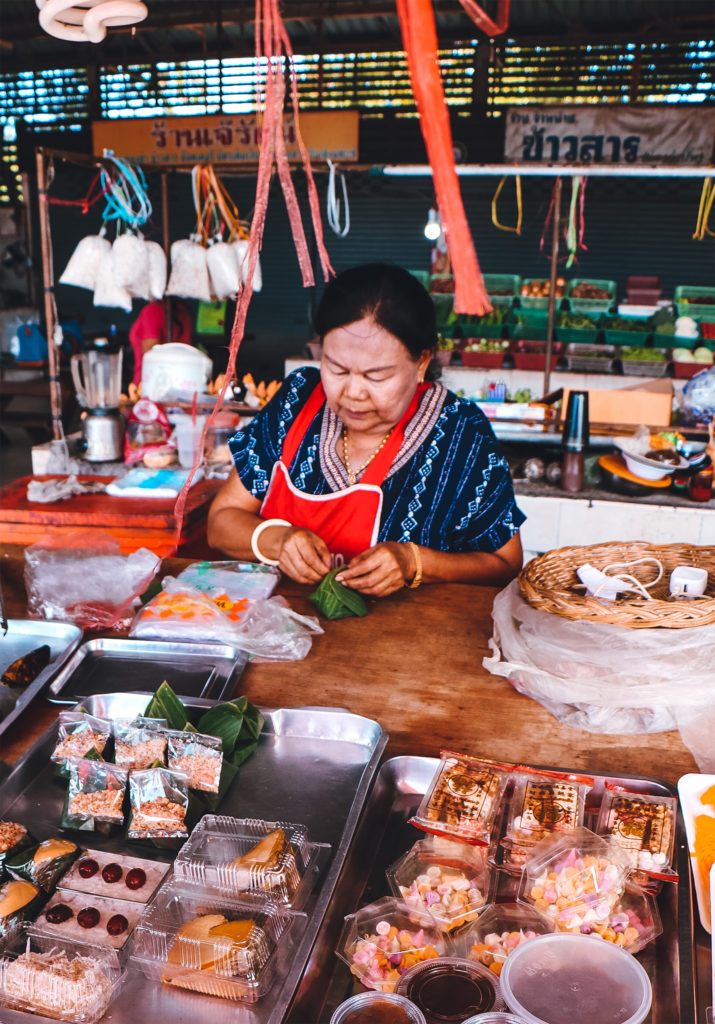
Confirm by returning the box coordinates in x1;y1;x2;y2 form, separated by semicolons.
510;320;549;342
674;286;715;321
567;278;616;314
555;325;600;345
454;319;504;340
431;292;454;329
483;274;521;307
602;316;652;347
518;279;560;310
653;333;698;351
407;269;430;289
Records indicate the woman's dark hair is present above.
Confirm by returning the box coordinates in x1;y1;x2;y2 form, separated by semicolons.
313;263;437;362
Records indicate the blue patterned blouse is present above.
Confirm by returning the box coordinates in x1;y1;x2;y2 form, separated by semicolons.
229;367;525;553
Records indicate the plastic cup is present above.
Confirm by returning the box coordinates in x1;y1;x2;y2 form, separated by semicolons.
395;956;504;1022
562;390;589;451
461;1015;529;1024
175;416;206;468
329;990;427;1024
499;932;652;1024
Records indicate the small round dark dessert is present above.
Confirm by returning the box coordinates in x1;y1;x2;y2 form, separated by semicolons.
106;914;128;936
646;449;679;465
77;906;100;929
125;868;146;891
101;863;123;884
78;858;99;878
45;903;73;924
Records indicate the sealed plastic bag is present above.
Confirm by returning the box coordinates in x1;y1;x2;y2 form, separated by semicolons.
92;247;132;312
145;239;167;300
206;240;240;299
59;232;111;291
63;760;127;831
680;366;715;426
130;577;322;660
128;767;189;839
484;580;715;771
176;560;280;603
111;232;149;300
166;238;212;301
232;237;262;292
25;531;160;629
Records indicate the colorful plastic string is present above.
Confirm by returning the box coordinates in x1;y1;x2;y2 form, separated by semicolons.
457;0;510;35
99;153;151;228
491;174;522;234
327;160;350;237
396;0;491;316
564;175;587;268
693;178;715;241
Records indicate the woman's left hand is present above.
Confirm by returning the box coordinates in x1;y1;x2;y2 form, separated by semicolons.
335;542;415;597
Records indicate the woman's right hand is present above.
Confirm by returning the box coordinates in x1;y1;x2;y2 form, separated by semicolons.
278;527;332;584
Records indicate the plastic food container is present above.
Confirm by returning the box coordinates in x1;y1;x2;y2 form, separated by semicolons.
173;817;322;908
0;926;124;1024
625;276;661;305
500;772;591;872
130;879;295;1003
461;1015;529;1024
336;897;448;993
499;932;652;1024
522;827;631;936
386;835;490;931
595;787;677;881
329;990;427;1024
454;902;554;975
395;956;505;1022
409;752;511;847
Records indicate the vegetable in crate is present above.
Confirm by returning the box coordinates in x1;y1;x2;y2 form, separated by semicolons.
557;313;598;330
310;567;367;621
622;347;666;362
571;282;610;299
463;340;508;353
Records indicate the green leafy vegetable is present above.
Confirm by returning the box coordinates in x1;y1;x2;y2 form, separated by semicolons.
309;568;368;620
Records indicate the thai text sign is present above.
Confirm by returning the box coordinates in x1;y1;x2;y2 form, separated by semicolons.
92;111;359;164
504;105;715;165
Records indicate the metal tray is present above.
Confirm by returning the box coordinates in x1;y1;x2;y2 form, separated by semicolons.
0;693;387;1024
289;756;698;1024
0;619;82;743
47;638;249;704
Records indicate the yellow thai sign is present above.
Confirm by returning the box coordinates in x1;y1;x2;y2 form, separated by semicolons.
92;111;359;164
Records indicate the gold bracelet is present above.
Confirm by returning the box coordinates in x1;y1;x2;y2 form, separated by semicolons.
405;542;423;589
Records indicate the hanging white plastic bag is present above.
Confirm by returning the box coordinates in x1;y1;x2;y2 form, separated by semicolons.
93;247;132;312
484;580;715;771
111;232;150;300
130;577;322;661
166;238;212;302
232;238;262;293
59;232;111;291
145;240;167;300
206;241;240;299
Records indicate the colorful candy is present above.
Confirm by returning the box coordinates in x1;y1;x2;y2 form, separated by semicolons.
347;922;442;992
469;927;540;976
398;865;485;930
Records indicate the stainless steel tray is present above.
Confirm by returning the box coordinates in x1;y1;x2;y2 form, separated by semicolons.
0;619;82;744
289;756;698;1024
47;638;249;704
0;693;387;1024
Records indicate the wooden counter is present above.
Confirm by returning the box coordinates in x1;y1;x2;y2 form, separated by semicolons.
0;544;698;786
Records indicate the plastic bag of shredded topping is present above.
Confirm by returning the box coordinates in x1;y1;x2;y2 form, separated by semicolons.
63;760;128;831
145;239;167;300
92;248;132;312
166;239;212;301
232;238;262;292
51;711;111;769
111;233;150;300
485;579;715;772
207;241;240;300
128;766;189;839
59;233;111;292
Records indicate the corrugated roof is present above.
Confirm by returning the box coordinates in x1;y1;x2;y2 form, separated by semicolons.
1;0;713;71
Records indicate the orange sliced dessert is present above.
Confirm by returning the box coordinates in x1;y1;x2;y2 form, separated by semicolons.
229;829;286;872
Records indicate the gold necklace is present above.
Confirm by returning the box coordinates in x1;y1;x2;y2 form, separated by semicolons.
343;427;393;486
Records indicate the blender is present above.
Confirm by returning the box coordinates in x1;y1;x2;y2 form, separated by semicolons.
71;339;125;462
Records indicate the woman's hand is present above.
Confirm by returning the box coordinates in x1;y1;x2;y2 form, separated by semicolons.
278;527;332;584
335;542;415;597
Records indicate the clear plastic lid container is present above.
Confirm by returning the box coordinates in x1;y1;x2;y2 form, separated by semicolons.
336;897;448;993
522;827;631;933
409;752;511;847
499;932;652;1024
453;902;554;975
500;772;591;873
461;1015;529;1024
386;835;491;931
595;786;678;881
0;924;124;1023
584;881;662;954
395;956;505;1022
129;878;296;1003
173;817;322;908
329;990;427;1024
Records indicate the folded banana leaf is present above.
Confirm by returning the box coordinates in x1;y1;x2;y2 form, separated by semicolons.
144;681;189;731
309;568;367;620
2;645;51;689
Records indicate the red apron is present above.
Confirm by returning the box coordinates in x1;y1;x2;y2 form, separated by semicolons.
260;382;428;562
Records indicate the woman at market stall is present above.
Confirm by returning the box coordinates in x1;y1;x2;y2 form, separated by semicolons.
207;263;525;596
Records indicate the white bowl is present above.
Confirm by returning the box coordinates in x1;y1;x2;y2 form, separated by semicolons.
618;448;688;481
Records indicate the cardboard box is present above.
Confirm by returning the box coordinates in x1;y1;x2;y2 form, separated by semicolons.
561;378;673;430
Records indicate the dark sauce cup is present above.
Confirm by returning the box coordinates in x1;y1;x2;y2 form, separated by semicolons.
396;957;504;1023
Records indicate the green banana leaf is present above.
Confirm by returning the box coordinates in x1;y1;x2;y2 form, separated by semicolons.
309;568;367;620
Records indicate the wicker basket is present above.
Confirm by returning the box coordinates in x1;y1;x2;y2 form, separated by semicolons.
518;541;715;629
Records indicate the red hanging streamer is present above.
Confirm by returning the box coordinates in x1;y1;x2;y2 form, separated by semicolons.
396;0;491;316
457;0;511;36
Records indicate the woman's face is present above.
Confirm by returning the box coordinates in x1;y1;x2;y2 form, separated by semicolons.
321;317;431;438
